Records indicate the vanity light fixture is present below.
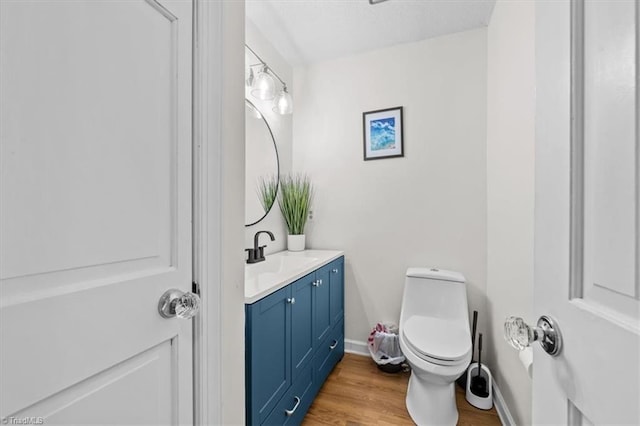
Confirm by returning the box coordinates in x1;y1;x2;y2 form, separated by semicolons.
273;85;293;115
251;65;276;100
246;44;293;115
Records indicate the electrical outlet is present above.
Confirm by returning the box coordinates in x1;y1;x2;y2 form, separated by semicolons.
308;210;314;221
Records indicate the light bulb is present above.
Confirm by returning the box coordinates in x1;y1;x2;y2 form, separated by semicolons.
251;65;275;100
273;86;293;115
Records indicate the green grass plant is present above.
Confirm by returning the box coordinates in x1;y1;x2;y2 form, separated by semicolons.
278;174;313;235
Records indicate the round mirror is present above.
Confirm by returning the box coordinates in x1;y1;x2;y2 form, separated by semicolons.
245;99;279;226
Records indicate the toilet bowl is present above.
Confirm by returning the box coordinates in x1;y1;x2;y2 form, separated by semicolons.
399;268;472;426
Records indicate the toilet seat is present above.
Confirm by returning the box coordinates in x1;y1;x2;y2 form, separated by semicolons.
402;315;471;366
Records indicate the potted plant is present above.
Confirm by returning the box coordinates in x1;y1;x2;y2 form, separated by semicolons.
277;173;313;251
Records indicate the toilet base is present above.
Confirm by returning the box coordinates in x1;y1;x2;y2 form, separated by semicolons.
405;371;458;426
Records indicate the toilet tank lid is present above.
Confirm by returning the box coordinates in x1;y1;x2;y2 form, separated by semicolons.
406;267;466;283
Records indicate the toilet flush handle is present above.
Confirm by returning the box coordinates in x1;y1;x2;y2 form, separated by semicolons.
504;315;562;357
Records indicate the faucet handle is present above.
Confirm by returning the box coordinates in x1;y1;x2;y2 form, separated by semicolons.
245;248;255;263
258;245;266;259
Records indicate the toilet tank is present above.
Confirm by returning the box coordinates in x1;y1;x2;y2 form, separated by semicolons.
400;268;469;324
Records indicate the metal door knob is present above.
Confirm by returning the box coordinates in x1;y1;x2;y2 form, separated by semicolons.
504;315;562;356
158;289;200;319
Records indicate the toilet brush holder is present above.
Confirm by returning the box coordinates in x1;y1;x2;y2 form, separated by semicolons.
465;362;493;410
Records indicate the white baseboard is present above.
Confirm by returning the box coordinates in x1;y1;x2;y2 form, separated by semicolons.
492;382;515;426
344;339;370;357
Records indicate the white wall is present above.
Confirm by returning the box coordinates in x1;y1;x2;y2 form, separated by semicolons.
485;1;535;424
292;29;488;347
245;20;293;255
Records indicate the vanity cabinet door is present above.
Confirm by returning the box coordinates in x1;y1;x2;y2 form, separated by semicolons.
312;266;331;348
246;285;292;425
328;257;344;328
291;273;314;382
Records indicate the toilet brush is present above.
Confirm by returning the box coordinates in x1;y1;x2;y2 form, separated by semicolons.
456;310;478;388
471;311;478;363
470;333;489;397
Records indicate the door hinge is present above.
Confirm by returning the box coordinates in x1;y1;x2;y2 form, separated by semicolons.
192;281;201;296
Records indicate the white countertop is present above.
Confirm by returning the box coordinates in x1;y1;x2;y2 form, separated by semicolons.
245;249;344;304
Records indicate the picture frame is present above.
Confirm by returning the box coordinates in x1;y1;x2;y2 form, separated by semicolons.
362;106;404;161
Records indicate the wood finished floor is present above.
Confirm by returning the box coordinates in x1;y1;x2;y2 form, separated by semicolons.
302;353;502;426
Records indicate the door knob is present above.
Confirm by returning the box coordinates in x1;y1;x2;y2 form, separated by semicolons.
158;289;201;319
504;315;562;356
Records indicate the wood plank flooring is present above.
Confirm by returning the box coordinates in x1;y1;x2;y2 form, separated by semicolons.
302;353;502;426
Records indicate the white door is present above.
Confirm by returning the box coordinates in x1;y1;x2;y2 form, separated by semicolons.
532;0;640;424
0;1;195;424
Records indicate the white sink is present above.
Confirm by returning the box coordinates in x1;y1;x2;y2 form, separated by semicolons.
244;249;344;304
246;254;319;276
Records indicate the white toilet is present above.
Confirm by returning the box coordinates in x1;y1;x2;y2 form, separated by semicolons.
399;267;472;426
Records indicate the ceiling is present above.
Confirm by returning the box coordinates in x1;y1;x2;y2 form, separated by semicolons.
246;0;496;66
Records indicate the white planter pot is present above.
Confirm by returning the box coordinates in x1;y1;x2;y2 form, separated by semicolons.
287;234;306;252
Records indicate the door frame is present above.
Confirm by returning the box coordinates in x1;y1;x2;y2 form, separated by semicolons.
192;1;245;425
192;0;222;425
192;1;221;423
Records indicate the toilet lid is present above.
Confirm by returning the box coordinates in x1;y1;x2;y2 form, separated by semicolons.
403;315;471;364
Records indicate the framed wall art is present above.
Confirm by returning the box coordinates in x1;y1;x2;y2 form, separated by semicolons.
362;106;403;160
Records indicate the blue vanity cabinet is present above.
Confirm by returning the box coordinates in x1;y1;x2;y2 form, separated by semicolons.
245;285;292;426
246;256;345;426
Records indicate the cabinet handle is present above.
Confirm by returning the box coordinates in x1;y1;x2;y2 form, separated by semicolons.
312;280;319;287
319;279;323;285
287;297;296;304
284;396;301;416
329;340;338;350
332;268;339;273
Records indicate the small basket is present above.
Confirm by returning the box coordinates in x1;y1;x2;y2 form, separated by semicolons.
368;323;405;373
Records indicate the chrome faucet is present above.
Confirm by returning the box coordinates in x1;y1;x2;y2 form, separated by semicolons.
246;230;275;264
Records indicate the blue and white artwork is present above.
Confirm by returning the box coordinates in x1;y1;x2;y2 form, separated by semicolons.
363;106;403;160
370;117;396;151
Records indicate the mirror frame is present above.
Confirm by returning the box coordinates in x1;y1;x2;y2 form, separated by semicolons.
245;98;280;227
